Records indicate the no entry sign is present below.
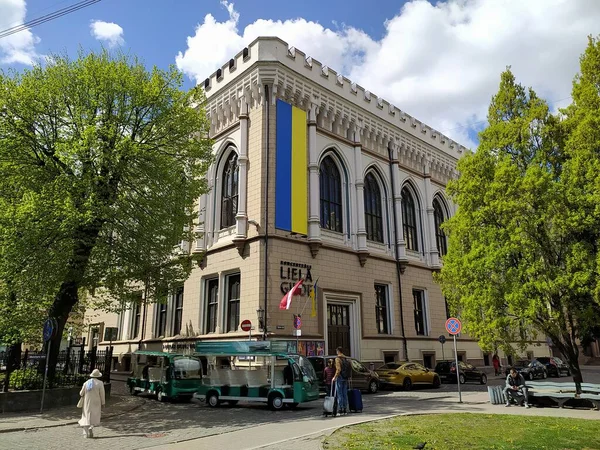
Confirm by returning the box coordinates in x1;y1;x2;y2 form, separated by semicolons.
240;320;252;332
445;317;462;335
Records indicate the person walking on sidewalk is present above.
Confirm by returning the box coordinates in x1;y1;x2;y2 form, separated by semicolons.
492;354;501;376
77;369;106;438
332;347;350;416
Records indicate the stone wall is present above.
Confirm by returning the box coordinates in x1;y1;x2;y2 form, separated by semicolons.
0;383;111;414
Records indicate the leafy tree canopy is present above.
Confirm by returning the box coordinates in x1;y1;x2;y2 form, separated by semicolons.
436;36;600;386
0;50;212;355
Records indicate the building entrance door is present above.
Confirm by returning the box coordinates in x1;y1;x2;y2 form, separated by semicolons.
327;304;350;356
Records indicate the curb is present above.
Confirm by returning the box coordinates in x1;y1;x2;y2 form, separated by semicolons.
0;397;147;434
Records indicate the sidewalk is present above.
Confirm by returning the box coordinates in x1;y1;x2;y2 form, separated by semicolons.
163;391;600;450
0;395;145;433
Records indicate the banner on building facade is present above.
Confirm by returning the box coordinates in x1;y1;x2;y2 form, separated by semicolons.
275;99;308;235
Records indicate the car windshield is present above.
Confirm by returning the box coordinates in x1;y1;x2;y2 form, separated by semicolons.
173;356;203;380
294;356;318;381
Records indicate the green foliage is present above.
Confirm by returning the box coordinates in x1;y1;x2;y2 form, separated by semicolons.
0;49;213;346
436;37;600;381
323;414;600;450
9;368;44;390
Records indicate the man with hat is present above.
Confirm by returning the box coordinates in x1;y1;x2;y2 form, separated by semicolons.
77;368;106;438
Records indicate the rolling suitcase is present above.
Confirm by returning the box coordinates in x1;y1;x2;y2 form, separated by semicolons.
323;384;338;417
347;385;363;413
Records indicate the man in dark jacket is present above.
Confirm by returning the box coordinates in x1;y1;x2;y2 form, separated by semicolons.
504;367;530;408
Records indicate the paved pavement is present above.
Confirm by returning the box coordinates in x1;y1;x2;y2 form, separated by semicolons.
0;367;598;450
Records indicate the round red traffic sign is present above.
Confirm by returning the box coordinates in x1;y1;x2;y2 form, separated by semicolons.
240;319;252;332
445;317;462;335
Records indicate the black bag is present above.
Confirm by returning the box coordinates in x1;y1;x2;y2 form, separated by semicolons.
341;358;352;379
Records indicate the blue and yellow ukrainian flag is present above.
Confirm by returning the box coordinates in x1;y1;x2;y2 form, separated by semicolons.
275;99;308;235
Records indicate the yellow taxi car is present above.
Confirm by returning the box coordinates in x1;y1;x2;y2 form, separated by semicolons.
375;362;441;390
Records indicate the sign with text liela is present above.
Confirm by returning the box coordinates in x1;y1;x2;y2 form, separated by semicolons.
279;260;315;295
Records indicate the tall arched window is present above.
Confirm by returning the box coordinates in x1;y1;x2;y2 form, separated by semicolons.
364;172;383;242
221;152;239;229
401;186;419;251
433;197;448;256
319;156;343;232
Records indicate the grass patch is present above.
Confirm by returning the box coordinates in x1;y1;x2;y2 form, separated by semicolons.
323;413;600;450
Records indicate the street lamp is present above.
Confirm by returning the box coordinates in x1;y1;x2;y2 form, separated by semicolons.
256;307;265;339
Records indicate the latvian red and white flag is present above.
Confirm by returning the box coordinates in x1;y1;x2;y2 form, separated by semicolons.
279;278;304;310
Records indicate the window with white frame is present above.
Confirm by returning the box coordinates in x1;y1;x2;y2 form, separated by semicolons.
413;289;428;336
364;173;384;243
172;286;184;336
205;278;219;333
375;284;390;334
402;186;419;251
226;273;241;332
319;155;343;233
130;302;141;339
220;152;239;229
156;301;167;337
433;197;448;256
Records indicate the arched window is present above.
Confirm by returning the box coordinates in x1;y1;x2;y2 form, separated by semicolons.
364;172;383;242
433;197;448;256
401;186;419;251
221;152;239;229
319;156;343;232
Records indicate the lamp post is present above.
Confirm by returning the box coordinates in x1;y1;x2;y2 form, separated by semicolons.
256;307;265;340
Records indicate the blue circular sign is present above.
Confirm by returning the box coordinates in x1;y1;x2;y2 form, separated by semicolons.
445;317;462;335
43;319;54;342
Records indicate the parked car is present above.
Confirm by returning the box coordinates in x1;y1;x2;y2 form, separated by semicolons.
535;357;571;377
434;361;487;385
375;362;441;390
307;356;380;394
505;359;548;380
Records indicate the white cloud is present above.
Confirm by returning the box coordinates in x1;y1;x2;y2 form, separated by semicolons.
0;0;40;65
176;0;600;148
90;20;124;48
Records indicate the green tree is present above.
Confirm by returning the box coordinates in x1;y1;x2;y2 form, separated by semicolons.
0;50;212;378
436;60;600;390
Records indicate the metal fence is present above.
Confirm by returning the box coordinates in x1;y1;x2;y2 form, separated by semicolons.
1;346;113;391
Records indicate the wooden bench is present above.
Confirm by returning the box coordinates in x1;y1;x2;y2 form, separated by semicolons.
526;381;600;409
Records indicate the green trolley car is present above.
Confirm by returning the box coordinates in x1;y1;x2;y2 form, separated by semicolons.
194;341;320;410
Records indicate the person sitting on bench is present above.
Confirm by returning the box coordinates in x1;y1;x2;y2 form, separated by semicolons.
504;367;530;408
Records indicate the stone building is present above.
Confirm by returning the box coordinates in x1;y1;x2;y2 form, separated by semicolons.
84;37;549;370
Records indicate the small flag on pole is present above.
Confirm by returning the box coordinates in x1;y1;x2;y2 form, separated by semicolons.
310;278;319;317
279;278;304;310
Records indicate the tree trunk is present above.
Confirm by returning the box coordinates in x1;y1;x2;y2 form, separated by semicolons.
553;332;583;394
46;221;104;382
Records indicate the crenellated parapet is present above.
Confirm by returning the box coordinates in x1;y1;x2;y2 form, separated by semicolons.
202;37;465;184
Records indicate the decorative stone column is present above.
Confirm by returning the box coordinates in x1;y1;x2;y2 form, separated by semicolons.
354;123;369;266
307;102;322;257
390;142;408;268
194;193;207;254
233;95;249;255
423;159;440;268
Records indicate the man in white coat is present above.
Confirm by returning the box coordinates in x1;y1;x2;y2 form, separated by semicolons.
77;369;106;438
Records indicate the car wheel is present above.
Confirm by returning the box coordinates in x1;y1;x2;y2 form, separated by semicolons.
542;370;547;379
129;385;138;396
403;377;413;391
480;374;487;385
268;393;284;411
206;392;220;407
368;380;379;394
459;374;466;385
529;372;534;380
433;376;441;388
157;389;167;402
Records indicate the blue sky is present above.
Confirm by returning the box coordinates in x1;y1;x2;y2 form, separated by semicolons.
1;0;599;148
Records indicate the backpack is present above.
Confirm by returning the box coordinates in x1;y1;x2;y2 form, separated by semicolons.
340;358;352;379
